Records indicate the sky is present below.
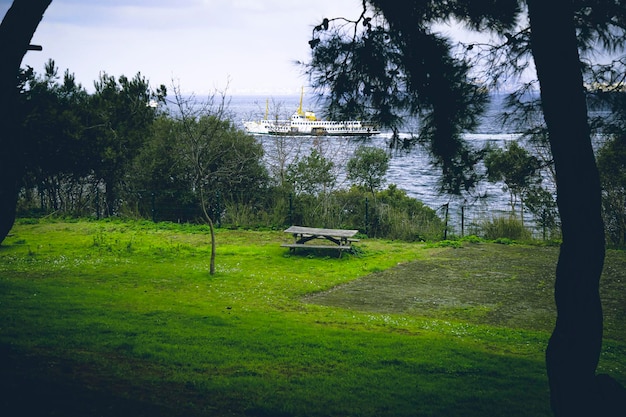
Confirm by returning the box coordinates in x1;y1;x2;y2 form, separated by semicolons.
0;0;367;95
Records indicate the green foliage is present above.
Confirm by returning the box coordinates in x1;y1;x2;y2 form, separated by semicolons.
484;141;542;217
88;72;166;215
286;148;336;196
524;185;560;240
460;234;482;243
431;239;463;248
482;216;532;242
221;200;265;229
371;185;445;241
597;134;626;246
129;116;200;221
346;145;390;194
306;4;491;194
285;185;444;241
19;60;93;214
16;62;166;218
13;65;443;241
178;115;268;206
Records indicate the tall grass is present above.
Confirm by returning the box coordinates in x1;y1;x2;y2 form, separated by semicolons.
481;216;532;241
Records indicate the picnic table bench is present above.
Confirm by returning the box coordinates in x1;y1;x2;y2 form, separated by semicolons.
281;225;359;256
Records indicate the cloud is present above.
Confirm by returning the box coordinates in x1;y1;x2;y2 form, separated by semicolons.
8;0;365;94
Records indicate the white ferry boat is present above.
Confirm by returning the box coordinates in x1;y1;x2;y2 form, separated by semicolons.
243;92;380;137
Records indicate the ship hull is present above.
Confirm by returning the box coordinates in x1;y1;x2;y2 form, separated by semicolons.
243;119;380;136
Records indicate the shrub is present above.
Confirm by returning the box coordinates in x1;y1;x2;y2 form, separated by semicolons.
275;185;445;241
372;185;445;241
482;216;532;241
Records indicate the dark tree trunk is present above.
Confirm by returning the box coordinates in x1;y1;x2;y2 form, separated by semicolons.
527;1;625;415
0;0;52;245
104;176;117;217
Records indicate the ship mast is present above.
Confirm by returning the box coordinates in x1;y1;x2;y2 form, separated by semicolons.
297;86;304;116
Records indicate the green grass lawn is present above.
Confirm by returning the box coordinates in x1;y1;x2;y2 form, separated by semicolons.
0;219;624;416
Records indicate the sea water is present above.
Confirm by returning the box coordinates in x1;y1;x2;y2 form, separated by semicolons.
221;93;550;234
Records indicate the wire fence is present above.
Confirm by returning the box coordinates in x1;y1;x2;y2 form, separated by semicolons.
18;184;559;241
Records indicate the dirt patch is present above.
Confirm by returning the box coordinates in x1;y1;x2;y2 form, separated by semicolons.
306;243;626;338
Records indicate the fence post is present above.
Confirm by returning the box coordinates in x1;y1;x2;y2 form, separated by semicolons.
443;203;449;240
95;188;100;220
151;192;156;222
365;197;369;236
461;203;465;237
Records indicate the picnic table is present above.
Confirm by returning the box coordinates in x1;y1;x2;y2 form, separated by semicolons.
281;225;359;255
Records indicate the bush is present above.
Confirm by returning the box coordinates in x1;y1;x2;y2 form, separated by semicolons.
371;185;445;241
482;216;532;241
267;185;445;241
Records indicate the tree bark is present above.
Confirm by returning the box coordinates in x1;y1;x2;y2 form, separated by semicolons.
0;0;52;244
527;1;617;415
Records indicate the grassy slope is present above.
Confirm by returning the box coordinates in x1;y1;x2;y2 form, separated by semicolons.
0;219;624;416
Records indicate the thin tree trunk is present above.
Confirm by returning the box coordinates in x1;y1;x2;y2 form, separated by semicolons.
519;192;524;229
0;0;52;244
200;187;216;275
527;1;614;414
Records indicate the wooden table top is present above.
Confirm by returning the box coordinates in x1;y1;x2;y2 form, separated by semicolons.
284;226;358;238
